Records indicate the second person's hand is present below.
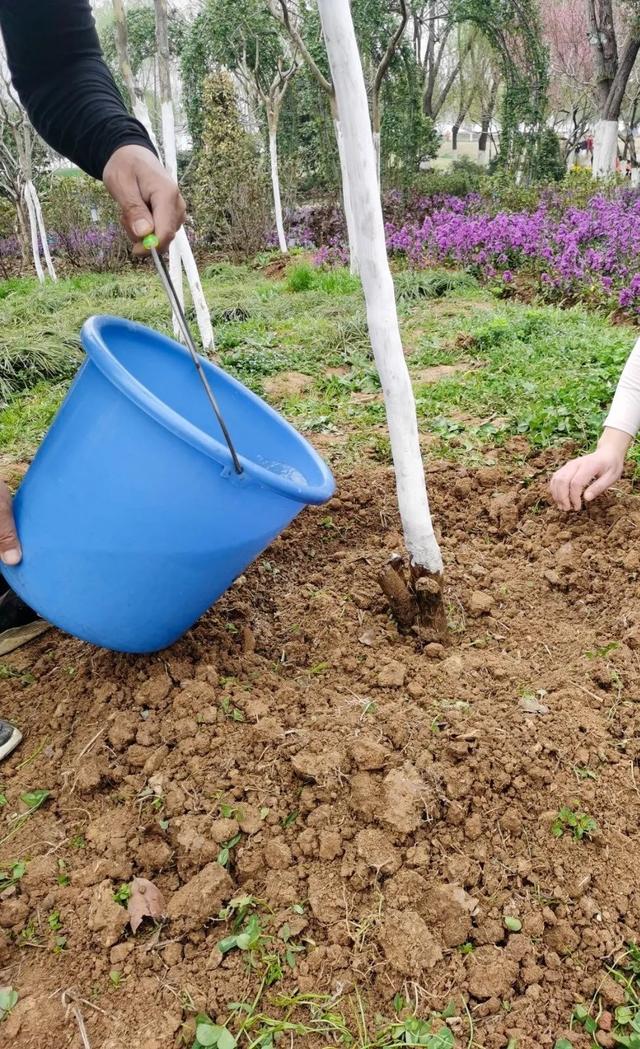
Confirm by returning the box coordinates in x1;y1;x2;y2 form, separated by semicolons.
549;428;631;511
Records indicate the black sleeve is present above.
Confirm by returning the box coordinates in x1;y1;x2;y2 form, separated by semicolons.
0;0;156;180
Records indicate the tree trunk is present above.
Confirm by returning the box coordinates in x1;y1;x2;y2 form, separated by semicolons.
112;0;160;151
153;0;214;350
22;182;44;283
478;77;498;167
154;0;183;334
317;0;444;597
586;0;640;177
332;111;359;276
452;124;460;152
15;195;29;268
478;124;489;164
25;181;56;281
372;94;382;190
268;110;288;254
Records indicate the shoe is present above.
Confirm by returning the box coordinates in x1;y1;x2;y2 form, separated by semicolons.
0;576;50;656
0;719;22;761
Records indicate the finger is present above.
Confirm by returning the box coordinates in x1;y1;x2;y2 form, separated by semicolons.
584;467;618;503
0;484;21;566
117;178;155;245
568;462;600;511
550;465;578;511
147;184;186;252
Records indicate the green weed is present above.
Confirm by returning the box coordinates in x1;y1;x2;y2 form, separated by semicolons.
0;860;26;891
552;806;598;842
286;262;315;292
113;883;132;905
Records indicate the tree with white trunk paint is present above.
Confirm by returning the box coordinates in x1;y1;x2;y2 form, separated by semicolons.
0;62;56;283
316;0;445;632
586;0;640;175
194;0;299;255
269;0;359;275
111;0;160;145
249;57;299;254
350;0;409;187
146;0;211;350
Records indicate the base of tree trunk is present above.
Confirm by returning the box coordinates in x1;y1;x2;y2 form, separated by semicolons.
378;554;447;641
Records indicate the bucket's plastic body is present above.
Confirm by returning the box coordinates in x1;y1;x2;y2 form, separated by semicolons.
1;316;335;653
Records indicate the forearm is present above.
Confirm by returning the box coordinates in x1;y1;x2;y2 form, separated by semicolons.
0;0;155;179
604;336;640;440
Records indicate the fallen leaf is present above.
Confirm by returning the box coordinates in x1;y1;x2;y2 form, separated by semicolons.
358;628;377;647
518;695;549;715
127;877;166;933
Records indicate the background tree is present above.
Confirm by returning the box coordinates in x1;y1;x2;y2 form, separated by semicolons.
451;0;549;179
585;0;640;174
542;0;594;165
192;72;264;253
269;0;360;273
412;0;466;122
351;0;410;184
153;0;215;350
189;0;298;254
0;62;55;283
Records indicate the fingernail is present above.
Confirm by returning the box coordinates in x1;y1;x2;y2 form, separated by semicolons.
1;548;21;566
133;220;152;237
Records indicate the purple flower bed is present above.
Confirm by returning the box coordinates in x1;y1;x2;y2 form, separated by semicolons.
384;190;640;312
292;186;640;318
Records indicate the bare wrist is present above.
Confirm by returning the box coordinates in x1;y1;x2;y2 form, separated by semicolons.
598;427;633;457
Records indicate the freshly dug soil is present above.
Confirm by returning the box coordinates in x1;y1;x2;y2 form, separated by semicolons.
2;452;640;1049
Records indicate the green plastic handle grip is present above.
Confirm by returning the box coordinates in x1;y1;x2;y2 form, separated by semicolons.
142;233;160;250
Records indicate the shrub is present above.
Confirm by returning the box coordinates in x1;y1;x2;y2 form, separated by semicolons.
43;174;129;271
192;72;268;255
414;158;485;199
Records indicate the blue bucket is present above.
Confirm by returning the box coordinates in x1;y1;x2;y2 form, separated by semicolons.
1;316;335;653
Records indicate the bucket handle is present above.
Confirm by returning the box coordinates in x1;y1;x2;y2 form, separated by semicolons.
144;235;243;475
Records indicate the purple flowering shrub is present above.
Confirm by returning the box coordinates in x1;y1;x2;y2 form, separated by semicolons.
279;182;640;320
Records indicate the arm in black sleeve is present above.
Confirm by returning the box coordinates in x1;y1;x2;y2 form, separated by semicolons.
0;0;156;180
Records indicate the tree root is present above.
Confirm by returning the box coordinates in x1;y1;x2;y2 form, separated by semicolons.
378;554;447;641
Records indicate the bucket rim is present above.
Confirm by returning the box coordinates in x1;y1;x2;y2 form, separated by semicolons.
81;315;335;506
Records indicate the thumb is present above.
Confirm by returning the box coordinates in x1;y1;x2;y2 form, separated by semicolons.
120;188;154;242
0;483;21;566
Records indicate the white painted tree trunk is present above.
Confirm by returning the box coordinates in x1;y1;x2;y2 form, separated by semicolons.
133;99;160;153
318;0;443;574
373;130;381;191
25;181;56;281
154;0;213;350
268;124;288;254
333;116;359;276
22;183;44;283
593;119;619;177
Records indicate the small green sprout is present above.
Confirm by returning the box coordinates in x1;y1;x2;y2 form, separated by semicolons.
552;806;598;841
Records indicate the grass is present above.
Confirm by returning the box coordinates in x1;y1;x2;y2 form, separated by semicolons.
0;261;636;468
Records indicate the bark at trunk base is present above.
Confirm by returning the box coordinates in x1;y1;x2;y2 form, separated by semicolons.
379;555;447;640
452;125;459;152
